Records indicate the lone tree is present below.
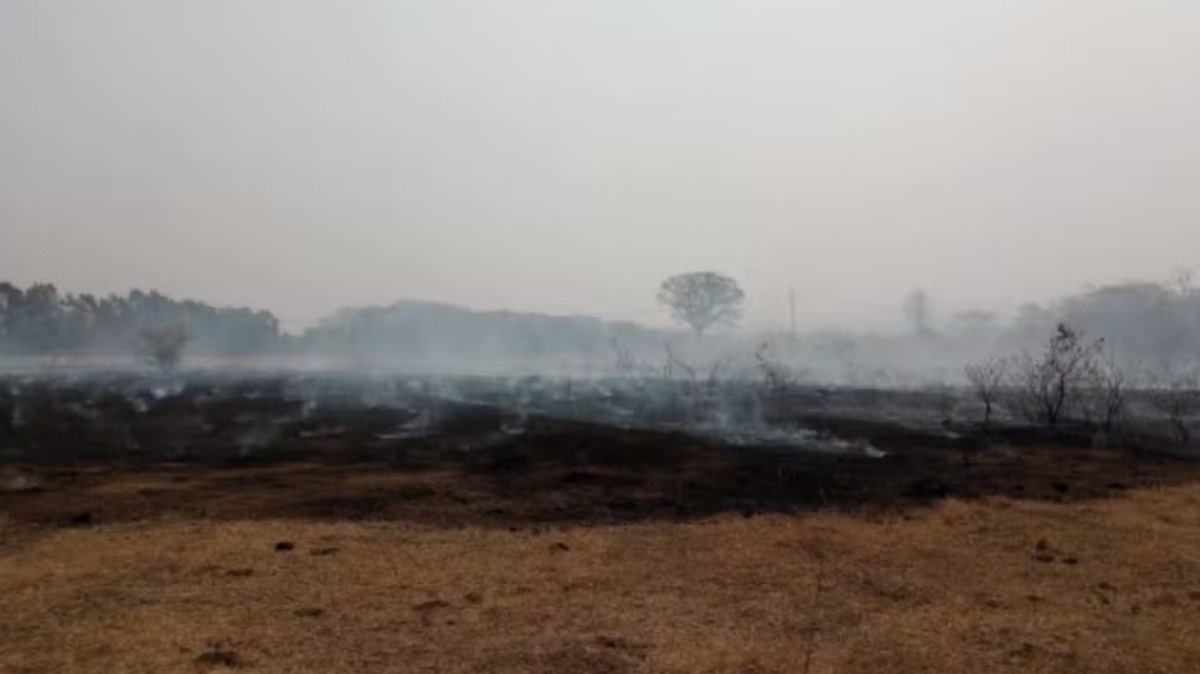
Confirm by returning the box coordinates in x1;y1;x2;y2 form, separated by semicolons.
141;325;190;372
657;272;745;336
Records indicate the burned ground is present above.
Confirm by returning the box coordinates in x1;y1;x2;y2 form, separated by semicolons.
2;374;1200;673
3;399;1196;530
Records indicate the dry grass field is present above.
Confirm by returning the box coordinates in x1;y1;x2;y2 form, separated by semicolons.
4;476;1200;674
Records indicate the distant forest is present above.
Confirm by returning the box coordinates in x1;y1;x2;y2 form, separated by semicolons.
0;282;280;356
0;282;666;362
2;278;1199;371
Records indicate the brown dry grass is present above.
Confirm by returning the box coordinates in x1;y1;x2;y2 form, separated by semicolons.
4;483;1200;674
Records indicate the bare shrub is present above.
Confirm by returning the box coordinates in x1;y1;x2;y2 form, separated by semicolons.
141;325;190;372
661;342;694;381
1081;351;1130;435
1011;323;1102;426
1145;365;1200;444
755;341;797;395
661;343;731;424
610;338;636;374
928;382;958;426
964;357;1008;427
661;342;702;421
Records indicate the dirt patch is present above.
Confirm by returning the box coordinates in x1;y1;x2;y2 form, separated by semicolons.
194;649;243;669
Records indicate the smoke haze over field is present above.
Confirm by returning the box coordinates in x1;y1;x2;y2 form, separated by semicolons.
2;1;1199;331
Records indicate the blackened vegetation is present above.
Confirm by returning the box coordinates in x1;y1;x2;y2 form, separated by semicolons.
1;374;1197;530
961;322;1200;452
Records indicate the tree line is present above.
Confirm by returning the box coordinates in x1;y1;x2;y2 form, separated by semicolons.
0;281;280;356
4;271;1198;382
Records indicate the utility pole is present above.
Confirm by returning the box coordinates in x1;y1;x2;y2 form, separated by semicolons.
789;287;797;341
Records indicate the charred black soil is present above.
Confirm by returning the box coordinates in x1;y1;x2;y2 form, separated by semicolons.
2;375;1196;530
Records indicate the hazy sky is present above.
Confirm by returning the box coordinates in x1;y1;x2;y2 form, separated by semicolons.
2;1;1199;331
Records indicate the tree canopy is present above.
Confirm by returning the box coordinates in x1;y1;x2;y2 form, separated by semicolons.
657;272;746;335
